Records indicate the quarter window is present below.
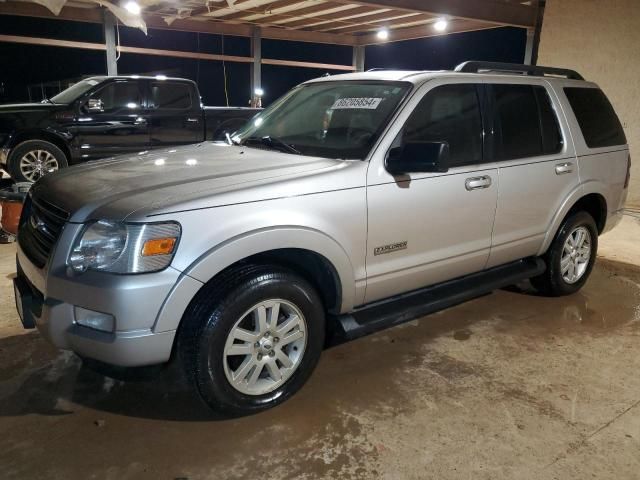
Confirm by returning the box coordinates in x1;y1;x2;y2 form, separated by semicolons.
401;84;483;167
151;82;193;109
564;87;626;149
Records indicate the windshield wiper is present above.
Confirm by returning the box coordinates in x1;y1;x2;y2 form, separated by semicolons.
243;136;300;155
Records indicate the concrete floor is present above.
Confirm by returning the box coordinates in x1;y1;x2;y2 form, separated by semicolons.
1;216;640;479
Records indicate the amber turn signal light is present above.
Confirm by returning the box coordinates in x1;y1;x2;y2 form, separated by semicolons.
141;237;177;256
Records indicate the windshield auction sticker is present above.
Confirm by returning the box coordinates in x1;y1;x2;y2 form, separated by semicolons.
331;97;383;110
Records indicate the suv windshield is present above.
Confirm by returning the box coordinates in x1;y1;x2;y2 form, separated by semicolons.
234;81;411;160
50;78;104;104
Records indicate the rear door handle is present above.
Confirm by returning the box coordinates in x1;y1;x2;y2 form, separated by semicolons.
465;175;492;191
555;162;574;175
134;116;147;125
186;117;200;123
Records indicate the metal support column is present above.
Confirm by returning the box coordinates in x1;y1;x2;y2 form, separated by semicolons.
103;11;117;76
352;45;365;72
250;26;262;108
523;28;534;65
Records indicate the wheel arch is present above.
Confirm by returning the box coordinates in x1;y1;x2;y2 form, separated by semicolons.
9;130;72;164
153;227;356;333
538;185;608;256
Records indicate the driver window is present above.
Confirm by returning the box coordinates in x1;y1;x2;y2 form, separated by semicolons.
400;84;483;167
86;82;142;113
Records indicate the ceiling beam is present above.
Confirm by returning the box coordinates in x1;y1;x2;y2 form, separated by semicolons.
330;0;536;27
0;33;356;70
318;11;429;32
279;6;383;29
357;19;499;45
0;1;357;45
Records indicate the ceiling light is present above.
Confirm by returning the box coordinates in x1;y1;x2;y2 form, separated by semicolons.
433;19;448;32
124;1;141;15
376;29;389;40
254;88;264;97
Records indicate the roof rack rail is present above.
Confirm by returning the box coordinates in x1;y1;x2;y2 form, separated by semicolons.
454;61;585;81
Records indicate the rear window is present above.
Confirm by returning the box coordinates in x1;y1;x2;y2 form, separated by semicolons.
564;87;626;148
151;82;193;109
489;84;562;161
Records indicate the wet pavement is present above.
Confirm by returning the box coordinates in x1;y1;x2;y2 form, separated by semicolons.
1;221;640;479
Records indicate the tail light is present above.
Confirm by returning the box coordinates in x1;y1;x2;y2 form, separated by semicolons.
624;154;631;189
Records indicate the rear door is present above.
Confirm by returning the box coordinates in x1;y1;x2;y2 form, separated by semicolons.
147;80;203;149
74;79;149;160
365;81;498;303
485;82;579;268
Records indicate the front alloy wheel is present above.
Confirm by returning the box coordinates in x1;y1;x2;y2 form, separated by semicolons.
19;149;59;182
178;264;325;416
223;299;307;396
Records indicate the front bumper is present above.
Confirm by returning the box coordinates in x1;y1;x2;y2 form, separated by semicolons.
14;227;183;367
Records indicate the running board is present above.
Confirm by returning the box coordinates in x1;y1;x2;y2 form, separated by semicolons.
332;257;546;342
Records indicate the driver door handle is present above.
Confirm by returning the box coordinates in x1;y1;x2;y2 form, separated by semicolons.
134;116;147;125
465;175;492;191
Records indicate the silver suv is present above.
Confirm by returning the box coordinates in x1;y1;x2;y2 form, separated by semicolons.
13;62;630;415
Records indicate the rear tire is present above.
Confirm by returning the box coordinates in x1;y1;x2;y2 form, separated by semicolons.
178;264;325;416
8;140;68;182
531;211;598;296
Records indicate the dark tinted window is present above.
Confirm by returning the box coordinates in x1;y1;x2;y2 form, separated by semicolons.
401;84;483;167
534;86;563;154
564;87;626;148
151;82;193;109
89;82;142;112
491;84;542;160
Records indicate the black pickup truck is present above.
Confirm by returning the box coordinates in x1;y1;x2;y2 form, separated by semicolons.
0;76;260;182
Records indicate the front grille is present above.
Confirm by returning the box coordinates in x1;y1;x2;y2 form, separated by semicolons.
18;194;69;268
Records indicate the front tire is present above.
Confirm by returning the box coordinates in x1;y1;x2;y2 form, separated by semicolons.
178;265;325;416
7;140;68;182
531;211;598;296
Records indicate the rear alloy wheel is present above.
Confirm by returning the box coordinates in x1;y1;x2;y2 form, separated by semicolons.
8;140;68;182
531;211;598;296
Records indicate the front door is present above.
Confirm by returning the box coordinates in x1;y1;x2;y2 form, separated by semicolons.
365;82;498;303
74;80;149;161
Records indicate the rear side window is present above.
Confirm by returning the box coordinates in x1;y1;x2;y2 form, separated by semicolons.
490;84;562;161
564;87;626;148
401;84;483;167
151;82;193;109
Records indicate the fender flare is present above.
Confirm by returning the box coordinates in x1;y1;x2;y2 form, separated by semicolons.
153;226;356;333
537;181;607;255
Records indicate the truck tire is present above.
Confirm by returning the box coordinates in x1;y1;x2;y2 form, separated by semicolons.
7;140;68;183
178;264;325;416
531;211;598;296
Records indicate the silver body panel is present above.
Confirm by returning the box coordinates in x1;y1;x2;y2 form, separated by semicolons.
16;71;629;366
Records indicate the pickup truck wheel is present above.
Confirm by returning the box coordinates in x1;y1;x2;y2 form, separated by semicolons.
178;265;325;416
7;140;68;182
531;211;598;296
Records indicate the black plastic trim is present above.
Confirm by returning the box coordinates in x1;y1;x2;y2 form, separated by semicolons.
331;257;546;342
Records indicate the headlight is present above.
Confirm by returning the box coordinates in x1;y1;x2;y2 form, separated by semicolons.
68;220;181;274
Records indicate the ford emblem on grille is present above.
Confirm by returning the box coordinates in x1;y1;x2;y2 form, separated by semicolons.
29;213;49;236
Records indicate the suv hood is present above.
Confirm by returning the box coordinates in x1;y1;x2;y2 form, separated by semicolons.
33;142;357;222
0;103;63;113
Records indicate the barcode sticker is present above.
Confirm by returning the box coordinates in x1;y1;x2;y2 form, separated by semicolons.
331;97;383;110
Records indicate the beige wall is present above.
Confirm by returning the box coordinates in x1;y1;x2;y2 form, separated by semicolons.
538;0;640;207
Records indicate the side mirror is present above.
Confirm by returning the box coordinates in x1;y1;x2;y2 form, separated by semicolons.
385;141;450;175
86;98;104;113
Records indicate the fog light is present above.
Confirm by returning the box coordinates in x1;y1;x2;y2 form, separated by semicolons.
74;306;115;333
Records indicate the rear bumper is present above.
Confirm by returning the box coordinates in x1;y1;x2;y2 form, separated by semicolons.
602;208;624;235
